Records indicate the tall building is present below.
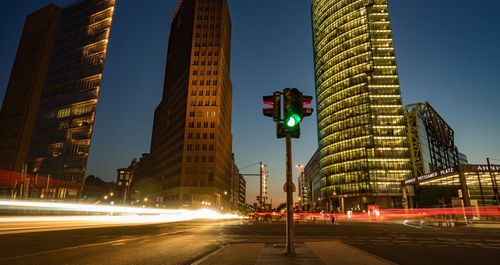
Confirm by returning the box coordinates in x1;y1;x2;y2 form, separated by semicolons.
0;5;60;173
0;0;115;198
311;0;410;210
140;0;232;208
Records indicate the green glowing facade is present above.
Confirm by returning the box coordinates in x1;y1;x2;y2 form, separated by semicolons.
311;0;410;210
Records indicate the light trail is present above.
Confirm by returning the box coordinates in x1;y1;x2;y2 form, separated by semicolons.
0;200;241;218
0;199;243;233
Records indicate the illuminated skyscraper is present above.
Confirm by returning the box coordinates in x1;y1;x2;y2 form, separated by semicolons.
140;0;232;208
0;0;115;197
311;0;410;210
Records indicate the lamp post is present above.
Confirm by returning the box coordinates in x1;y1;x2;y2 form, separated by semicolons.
296;163;303;210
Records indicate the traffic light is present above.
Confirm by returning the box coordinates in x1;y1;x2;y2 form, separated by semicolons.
263;91;281;122
301;94;313;118
263;88;313;139
282;88;314;138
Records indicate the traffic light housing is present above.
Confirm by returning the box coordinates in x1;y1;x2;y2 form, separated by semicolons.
301;95;313;118
263;91;281;122
282;88;301;138
263;88;313;139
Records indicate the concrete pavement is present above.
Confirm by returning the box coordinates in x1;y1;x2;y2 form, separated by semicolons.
196;241;396;265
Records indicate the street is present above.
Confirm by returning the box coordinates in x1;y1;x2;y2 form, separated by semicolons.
0;219;499;265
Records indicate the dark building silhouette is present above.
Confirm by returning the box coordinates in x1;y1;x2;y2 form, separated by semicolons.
0;5;60;173
0;0;115;198
138;0;233;209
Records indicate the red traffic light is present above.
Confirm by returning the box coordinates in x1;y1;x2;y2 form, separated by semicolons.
262;91;281;122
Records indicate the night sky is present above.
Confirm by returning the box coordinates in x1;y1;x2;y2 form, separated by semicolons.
1;1;499;206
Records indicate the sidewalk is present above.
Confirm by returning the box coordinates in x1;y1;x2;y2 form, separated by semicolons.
194;241;397;265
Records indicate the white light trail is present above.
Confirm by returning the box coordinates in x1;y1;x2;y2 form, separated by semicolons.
0;200;243;223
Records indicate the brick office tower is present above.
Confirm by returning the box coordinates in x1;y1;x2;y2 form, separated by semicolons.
142;0;232;209
0;0;115;198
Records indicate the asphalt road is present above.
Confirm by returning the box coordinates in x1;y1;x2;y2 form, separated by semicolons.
0;219;499;265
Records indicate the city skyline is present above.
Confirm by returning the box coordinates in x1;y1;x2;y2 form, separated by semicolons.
1;0;499;206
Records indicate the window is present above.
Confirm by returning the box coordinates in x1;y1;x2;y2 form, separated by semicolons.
193;70;198;75
192;80;197;86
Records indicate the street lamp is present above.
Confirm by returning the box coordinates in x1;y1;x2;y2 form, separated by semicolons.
296;163;303;209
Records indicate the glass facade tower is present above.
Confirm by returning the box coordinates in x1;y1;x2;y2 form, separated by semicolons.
311;0;410;210
28;0;115;191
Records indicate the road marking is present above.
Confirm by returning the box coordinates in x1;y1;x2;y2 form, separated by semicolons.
0;228;194;261
401;220;422;229
190;244;229;265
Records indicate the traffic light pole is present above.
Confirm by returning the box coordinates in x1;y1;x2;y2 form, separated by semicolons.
285;134;295;255
263;87;313;256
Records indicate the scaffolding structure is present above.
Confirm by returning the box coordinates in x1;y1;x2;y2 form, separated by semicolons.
405;102;460;178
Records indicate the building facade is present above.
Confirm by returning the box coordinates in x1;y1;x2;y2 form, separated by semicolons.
311;0;410;210
0;0;115;198
304;149;321;210
0;5;60;174
238;172;246;210
140;0;232;208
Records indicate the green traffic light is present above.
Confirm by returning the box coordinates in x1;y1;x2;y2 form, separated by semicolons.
285;114;301;128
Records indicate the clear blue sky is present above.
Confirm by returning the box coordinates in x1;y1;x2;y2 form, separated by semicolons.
1;1;499;206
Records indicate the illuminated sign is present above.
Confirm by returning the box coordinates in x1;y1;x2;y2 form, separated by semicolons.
403;167;455;185
417;167;454;182
473;165;500;171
